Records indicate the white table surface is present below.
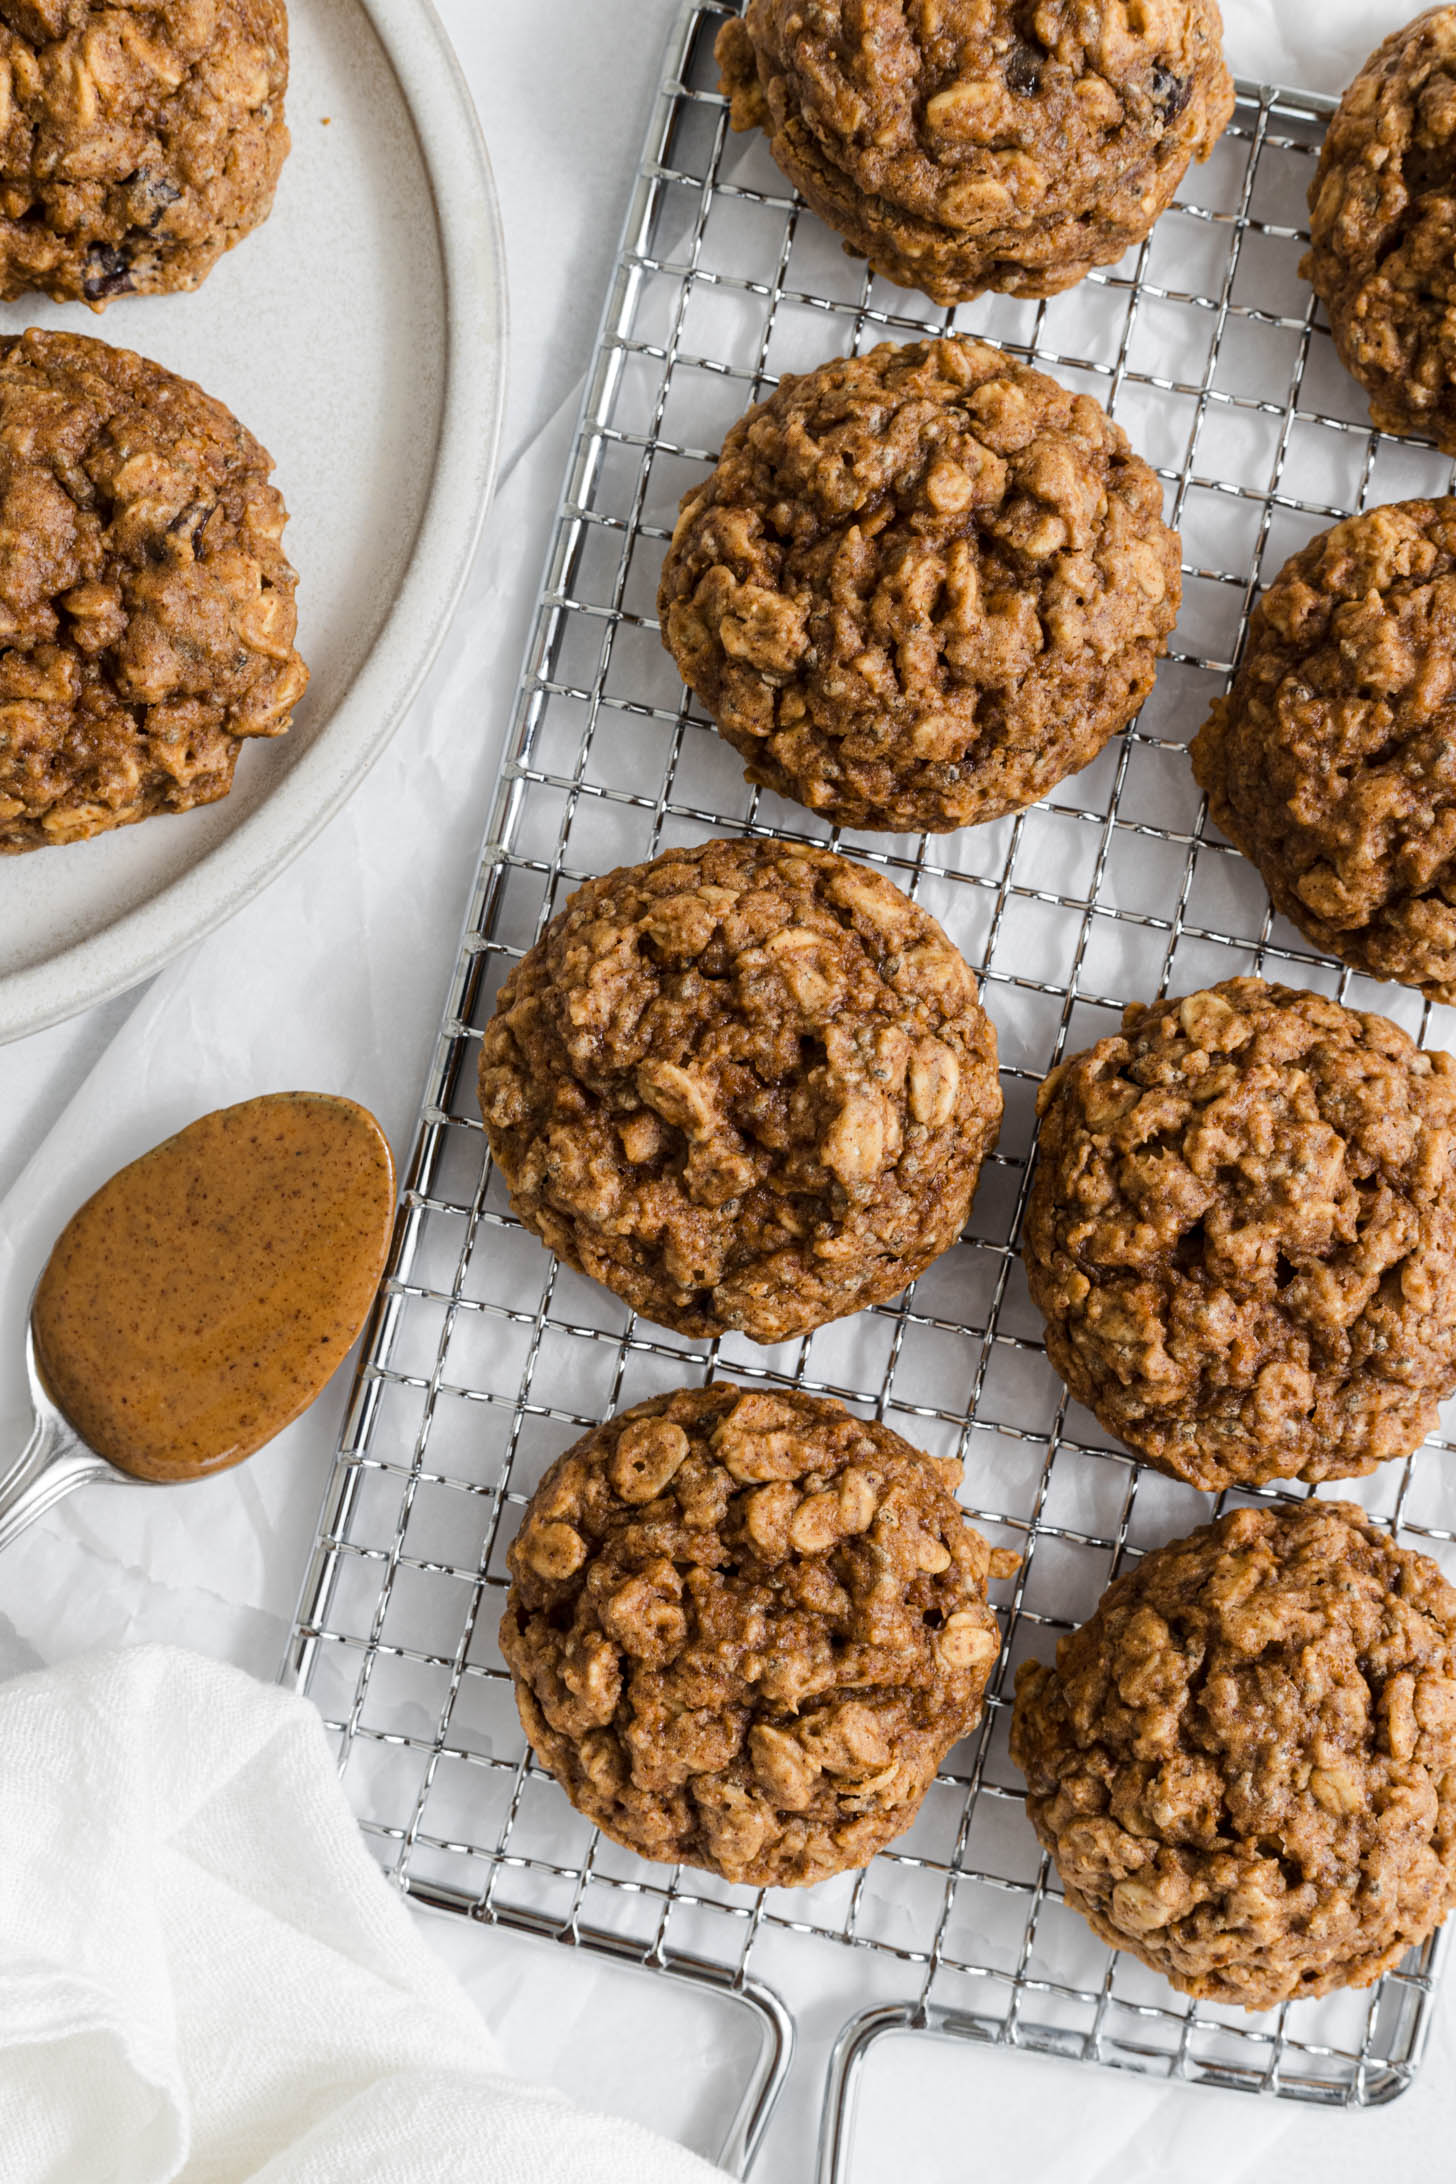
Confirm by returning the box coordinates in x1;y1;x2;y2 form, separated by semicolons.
1;3;1451;2178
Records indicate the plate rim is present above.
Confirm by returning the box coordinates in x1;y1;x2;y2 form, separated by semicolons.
0;0;508;1046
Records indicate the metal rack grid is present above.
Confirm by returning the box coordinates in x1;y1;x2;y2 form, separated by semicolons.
288;6;1456;2171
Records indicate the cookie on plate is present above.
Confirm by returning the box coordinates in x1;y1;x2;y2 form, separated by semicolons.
0;329;307;853
717;0;1234;305
1193;501;1456;1002
658;338;1181;834
1012;1499;1456;2009
502;1382;1010;1887
1304;8;1456;453
1023;979;1456;1490
0;0;290;305
477;835;1002;1342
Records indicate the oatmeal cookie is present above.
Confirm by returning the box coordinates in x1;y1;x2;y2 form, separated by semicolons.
0;329;306;852
1304;9;1456;453
658;338;1180;835
477;836;1001;1342
717;0;1233;305
502;1382;1009;1887
0;0;290;305
1192;500;1456;1003
1023;979;1456;1490
1012;1499;1456;2008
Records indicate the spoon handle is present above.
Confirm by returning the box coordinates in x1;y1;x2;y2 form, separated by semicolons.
0;1402;111;1556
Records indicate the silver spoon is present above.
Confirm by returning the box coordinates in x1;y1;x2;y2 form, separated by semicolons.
0;1315;140;1555
2;1092;396;1554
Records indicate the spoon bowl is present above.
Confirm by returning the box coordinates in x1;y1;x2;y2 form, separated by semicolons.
4;1091;396;1552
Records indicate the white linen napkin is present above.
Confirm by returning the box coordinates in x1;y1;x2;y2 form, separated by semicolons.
0;1644;727;2184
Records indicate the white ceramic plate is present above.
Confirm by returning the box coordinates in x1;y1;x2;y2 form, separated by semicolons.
0;0;506;1044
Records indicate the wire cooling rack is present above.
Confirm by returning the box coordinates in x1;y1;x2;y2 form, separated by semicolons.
288;6;1456;2173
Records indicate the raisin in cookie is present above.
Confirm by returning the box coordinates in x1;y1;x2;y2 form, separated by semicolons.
1193;501;1456;1003
658;338;1180;834
717;0;1233;305
0;329;306;852
0;0;290;305
503;1382;1009;1887
1023;980;1456;1490
1305;9;1456;453
1012;1500;1456;2008
477;836;1001;1342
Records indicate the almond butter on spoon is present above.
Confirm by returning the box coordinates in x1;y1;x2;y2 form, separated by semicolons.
2;1094;395;1550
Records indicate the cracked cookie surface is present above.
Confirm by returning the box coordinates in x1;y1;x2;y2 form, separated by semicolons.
1012;1499;1456;2008
502;1382;1007;1887
717;0;1233;304
0;327;306;853
0;0;289;305
476;835;1002;1342
1305;8;1456;453
1023;979;1456;1490
1192;501;1456;1003
658;338;1180;835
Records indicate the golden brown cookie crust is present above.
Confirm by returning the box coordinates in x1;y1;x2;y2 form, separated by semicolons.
502;1382;1005;1887
1011;1500;1456;2009
718;0;1233;305
0;328;306;853
1022;979;1456;1490
658;338;1180;835
0;0;289;305
1192;501;1456;1003
477;836;1002;1343
1304;8;1456;453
